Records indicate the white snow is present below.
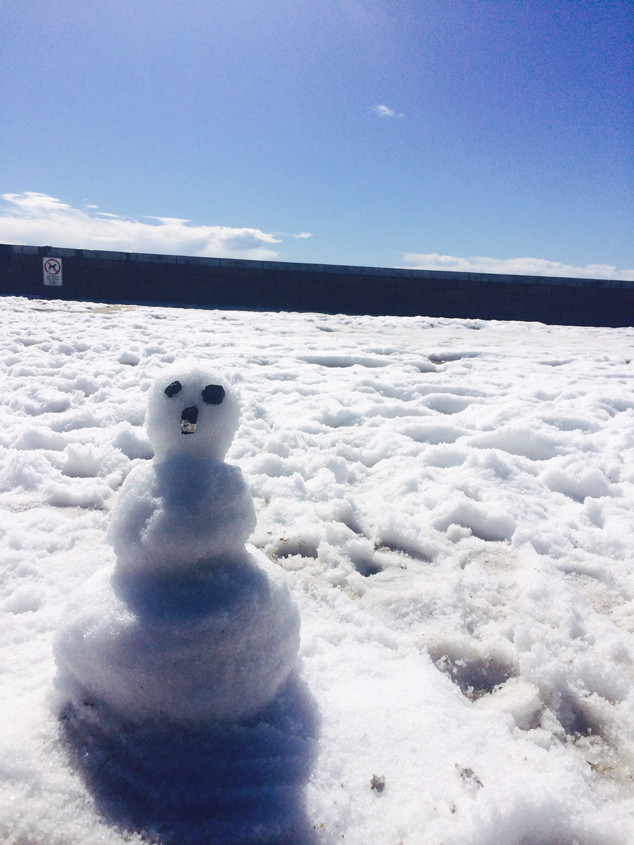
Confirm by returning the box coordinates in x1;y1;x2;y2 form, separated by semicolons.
0;295;633;844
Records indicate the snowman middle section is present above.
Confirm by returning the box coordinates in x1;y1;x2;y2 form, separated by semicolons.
110;454;258;578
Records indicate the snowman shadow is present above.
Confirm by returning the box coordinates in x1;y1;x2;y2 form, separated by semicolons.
59;669;320;845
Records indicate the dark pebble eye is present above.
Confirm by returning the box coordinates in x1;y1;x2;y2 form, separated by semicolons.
202;384;225;405
164;380;183;397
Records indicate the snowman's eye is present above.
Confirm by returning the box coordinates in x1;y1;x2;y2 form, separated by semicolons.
164;381;183;397
202;384;225;405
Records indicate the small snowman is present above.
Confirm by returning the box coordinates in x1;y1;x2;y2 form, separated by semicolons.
55;362;300;724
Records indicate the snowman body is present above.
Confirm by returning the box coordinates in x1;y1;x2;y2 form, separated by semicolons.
55;364;299;724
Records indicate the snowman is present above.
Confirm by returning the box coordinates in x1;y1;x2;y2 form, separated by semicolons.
55;362;300;724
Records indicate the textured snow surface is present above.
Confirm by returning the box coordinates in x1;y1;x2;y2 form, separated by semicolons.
0;296;633;844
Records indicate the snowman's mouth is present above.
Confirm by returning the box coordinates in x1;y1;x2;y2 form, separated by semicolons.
181;406;198;434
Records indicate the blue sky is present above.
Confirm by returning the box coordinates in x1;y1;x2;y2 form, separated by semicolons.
1;0;633;278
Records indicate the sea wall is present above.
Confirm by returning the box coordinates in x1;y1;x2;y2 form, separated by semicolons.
1;243;632;326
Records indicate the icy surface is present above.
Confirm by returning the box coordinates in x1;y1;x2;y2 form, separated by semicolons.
0;297;633;844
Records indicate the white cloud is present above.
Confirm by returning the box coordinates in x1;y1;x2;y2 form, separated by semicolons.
0;192;307;260
403;252;634;282
372;104;405;119
272;230;313;240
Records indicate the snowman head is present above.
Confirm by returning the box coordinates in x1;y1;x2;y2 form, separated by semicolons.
145;363;241;462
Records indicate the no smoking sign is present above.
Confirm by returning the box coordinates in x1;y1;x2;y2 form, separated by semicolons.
43;257;63;286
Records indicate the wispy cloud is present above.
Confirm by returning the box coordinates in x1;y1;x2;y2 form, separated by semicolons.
403;252;634;282
0;193;311;260
372;104;405;119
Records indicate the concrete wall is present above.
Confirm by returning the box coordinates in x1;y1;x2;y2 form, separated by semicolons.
1;242;632;327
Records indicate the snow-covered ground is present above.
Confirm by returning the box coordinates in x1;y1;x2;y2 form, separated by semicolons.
1;295;633;844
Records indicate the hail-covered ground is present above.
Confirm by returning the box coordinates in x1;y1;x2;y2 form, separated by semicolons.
0;294;633;845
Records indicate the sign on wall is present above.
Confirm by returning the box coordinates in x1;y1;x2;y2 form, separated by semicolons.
43;256;63;286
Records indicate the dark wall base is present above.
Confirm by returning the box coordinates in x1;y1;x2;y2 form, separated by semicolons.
1;244;632;327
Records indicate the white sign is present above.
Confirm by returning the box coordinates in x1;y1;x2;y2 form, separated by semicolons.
43;256;63;286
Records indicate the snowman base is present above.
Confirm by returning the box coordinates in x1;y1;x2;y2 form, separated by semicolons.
55;547;300;725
